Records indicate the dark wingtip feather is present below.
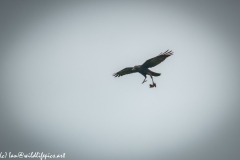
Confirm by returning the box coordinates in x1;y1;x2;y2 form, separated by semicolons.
160;49;174;56
113;73;121;77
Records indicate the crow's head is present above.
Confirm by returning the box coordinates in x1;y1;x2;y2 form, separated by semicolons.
132;65;140;71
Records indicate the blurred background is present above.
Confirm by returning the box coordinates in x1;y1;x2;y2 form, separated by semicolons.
0;0;240;160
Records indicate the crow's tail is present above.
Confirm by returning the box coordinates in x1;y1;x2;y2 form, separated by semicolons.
149;70;161;76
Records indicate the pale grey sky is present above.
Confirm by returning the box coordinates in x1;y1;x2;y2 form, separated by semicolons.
0;1;240;160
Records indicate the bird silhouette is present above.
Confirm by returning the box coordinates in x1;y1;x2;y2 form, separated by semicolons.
113;50;173;88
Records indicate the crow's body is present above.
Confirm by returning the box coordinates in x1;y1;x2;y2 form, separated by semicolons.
113;50;173;88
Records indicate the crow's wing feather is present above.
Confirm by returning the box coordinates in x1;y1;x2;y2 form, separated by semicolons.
142;50;173;68
113;67;137;77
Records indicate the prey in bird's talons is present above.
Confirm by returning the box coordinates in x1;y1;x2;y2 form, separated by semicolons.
149;83;156;88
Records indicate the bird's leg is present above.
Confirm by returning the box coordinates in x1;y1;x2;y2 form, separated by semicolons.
142;76;147;84
149;75;156;88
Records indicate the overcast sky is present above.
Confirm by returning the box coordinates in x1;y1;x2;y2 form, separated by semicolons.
0;1;240;160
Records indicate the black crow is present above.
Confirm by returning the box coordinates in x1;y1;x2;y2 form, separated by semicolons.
113;50;173;88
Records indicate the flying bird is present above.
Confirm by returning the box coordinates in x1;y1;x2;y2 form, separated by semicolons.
113;50;173;88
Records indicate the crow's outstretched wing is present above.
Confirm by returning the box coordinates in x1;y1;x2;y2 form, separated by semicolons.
113;67;137;77
142;50;173;68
